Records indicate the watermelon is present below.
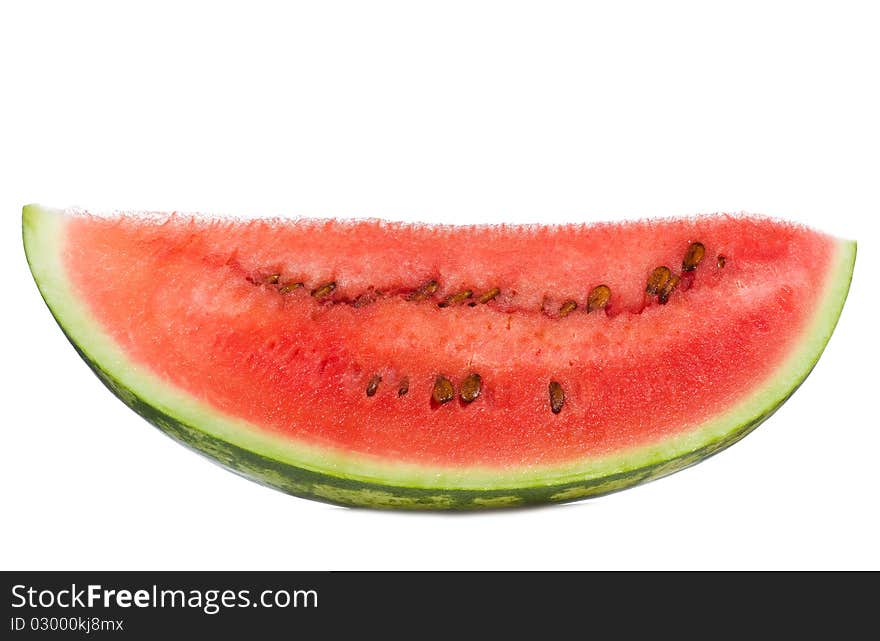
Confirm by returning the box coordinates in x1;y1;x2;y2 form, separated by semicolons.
22;204;855;510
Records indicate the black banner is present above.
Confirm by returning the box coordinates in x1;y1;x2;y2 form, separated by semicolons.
1;571;872;636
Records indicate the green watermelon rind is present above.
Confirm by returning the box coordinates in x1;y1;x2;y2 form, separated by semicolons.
22;204;856;510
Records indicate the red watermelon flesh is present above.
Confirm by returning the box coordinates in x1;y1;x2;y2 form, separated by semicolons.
24;205;854;508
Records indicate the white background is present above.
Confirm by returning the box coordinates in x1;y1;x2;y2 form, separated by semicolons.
1;1;877;570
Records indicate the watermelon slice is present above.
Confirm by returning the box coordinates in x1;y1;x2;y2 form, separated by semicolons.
22;204;855;509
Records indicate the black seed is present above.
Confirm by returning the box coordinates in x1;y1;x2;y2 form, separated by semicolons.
586;285;611;313
549;381;565;414
657;273;681;305
460;373;482;403
478;287;501;304
266;274;281;285
682;242;706;272
366;374;382;397
398;378;409;397
408;279;439;302
278;281;303;294
311;281;337;300
558;300;578;318
439;290;473;308
432;376;455;404
717;254;727;268
646;266;672;295
353;289;380;308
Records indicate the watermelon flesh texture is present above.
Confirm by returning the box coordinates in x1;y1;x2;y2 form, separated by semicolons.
23;205;855;509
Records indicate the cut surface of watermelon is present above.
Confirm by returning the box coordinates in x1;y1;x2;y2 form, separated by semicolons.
23;205;854;509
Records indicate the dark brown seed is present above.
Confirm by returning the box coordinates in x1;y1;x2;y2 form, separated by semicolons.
397;378;410;397
365;374;382;397
439;290;473;308
549;381;565;414
278;281;303;294
353;289;380;308
478;287;501;304
266;273;281;285
558;300;578;318
646;266;672;295
586;285;611;313
682;242;706;272
432;376;455;404
657;273;681;304
408;279;439;302
311;281;337;300
717;254;727;268
460;373;482;403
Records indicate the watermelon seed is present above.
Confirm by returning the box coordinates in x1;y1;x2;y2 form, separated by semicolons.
278;281;303;294
311;281;337;300
398;378;410;397
717;254;727;268
460;373;482;403
549;381;565;414
657;273;681;305
248;273;280;286
646;266;672;295
439;290;473;308
365;374;382;397
408;279;439;302
477;287;501;304
353;289;380;308
682;242;706;272
586;285;611;313
432;376;455;405
558;300;578;318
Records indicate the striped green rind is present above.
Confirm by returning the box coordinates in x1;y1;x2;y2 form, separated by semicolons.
23;204;856;510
